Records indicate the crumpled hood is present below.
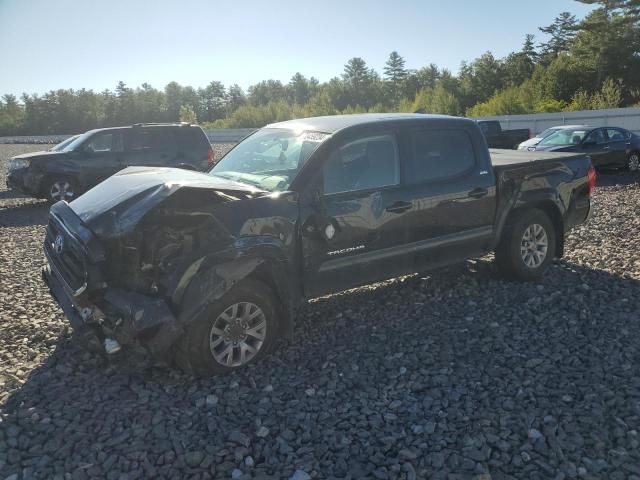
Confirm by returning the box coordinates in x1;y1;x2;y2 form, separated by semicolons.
13;150;67;160
69;166;264;238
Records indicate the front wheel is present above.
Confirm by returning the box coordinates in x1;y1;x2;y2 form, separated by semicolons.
627;152;640;172
174;279;279;376
495;209;556;281
44;176;80;203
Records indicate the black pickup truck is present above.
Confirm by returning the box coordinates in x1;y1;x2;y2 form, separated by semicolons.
477;120;531;149
42;113;595;376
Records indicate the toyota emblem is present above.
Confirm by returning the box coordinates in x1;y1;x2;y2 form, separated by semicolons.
53;235;64;254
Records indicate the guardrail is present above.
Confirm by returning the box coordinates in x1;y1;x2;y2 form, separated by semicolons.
3;107;640;144
476;107;640;135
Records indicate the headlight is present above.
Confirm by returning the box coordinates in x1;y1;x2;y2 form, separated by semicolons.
9;158;30;171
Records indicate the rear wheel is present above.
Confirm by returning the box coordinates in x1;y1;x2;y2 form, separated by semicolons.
175;279;279;376
627;152;640;172
44;176;80;203
495;209;556;281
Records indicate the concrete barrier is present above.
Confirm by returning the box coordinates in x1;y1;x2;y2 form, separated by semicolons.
476;107;640;135
3;108;640;144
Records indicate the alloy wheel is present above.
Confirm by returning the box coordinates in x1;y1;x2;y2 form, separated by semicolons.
49;181;74;202
628;154;640;172
209;302;267;367
520;223;548;268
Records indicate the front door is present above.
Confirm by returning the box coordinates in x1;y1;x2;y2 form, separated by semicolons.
581;128;611;168
78;130;125;189
301;130;412;297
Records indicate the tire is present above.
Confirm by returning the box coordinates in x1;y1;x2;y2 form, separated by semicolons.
495;209;556;281
627;152;640;172
43;176;81;203
174;279;279;377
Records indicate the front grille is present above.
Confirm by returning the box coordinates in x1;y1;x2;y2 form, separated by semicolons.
44;214;88;295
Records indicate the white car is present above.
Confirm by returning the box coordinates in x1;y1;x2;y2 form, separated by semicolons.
518;125;589;150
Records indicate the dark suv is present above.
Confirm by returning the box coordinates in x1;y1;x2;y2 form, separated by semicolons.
7;123;213;202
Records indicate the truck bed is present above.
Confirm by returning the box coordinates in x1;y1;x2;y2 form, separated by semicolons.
490;148;587;168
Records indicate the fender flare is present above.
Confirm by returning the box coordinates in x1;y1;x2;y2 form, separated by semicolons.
494;189;566;257
174;247;297;340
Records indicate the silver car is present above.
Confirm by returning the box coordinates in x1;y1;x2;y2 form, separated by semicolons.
518;125;589;150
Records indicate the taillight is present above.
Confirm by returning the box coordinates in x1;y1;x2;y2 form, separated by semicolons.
207;146;214;166
587;165;597;197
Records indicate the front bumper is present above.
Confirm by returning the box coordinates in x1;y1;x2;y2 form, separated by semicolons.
43;263;183;359
6;168;42;196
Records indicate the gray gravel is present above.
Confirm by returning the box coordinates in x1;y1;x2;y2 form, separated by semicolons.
1;144;640;479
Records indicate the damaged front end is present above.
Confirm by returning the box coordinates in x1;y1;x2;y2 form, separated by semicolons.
43;202;185;361
42;167;277;363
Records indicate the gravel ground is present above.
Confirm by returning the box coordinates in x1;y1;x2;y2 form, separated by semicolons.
0;144;639;480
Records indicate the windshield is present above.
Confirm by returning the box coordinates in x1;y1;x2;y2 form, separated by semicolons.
537;128;558;138
59;130;94;152
209;128;329;191
539;129;589;146
51;134;79;151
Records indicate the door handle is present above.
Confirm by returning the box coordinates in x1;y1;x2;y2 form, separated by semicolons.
468;188;488;199
385;201;412;214
603;146;610;150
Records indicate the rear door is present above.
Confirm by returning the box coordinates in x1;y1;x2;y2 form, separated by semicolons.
124;127;178;168
401;127;496;267
301;129;412;296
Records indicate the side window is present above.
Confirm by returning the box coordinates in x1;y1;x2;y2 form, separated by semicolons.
606;128;627;142
323;134;400;195
130;129;173;151
407;129;476;183
86;132;123;153
586;129;606;145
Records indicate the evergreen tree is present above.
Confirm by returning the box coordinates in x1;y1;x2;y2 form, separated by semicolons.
538;12;578;61
383;51;408;106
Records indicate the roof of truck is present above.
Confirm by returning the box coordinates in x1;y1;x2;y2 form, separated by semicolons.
266;113;473;134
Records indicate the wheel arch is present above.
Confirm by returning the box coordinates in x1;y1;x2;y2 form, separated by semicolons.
39;173;82;200
501;202;564;258
175;252;297;342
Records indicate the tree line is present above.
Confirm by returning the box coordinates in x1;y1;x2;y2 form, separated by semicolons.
1;0;639;135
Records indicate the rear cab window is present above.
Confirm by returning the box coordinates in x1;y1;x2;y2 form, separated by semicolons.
406;129;476;183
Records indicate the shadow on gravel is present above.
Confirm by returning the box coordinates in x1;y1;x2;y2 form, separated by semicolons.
0;202;49;227
2;258;640;478
0;189;29;200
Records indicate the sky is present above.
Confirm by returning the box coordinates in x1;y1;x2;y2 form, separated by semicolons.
0;0;595;97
